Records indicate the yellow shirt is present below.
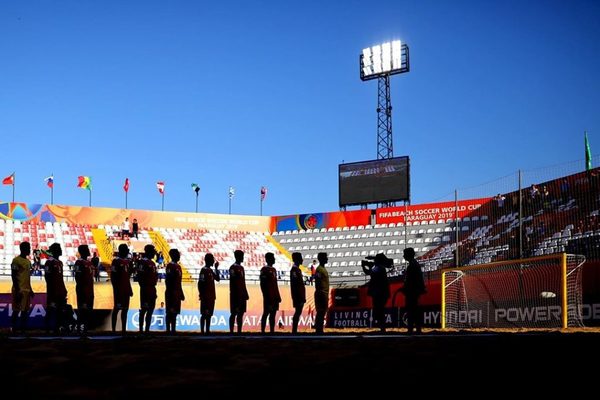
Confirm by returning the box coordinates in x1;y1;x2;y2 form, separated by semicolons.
11;255;32;293
315;265;329;297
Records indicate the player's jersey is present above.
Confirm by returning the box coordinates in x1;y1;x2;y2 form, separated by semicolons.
111;257;133;298
11;255;32;292
44;258;68;303
260;265;281;304
165;261;184;301
229;263;249;301
315;265;329;297
289;265;306;304
74;258;95;302
198;266;219;302
137;258;158;299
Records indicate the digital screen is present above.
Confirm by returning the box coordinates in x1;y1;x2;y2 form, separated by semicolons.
339;156;410;206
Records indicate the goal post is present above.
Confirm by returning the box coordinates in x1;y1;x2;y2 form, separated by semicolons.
441;253;586;330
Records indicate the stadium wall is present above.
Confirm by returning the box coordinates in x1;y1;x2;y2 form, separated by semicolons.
0;281;317;332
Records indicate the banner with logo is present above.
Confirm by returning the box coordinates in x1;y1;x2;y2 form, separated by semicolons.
0;202;270;232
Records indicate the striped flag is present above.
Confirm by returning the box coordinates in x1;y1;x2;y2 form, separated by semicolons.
77;176;92;190
44;175;54;188
156;181;165;194
228;186;235;199
260;186;267;201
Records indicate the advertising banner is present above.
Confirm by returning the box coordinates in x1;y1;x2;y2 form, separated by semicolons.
376;198;491;225
272;209;371;232
0;202;270;232
0;292;47;328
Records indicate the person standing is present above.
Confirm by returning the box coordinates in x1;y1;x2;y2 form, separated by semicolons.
165;249;185;333
137;244;158;333
362;253;391;332
44;243;68;333
229;250;249;333
74;244;95;334
402;247;426;334
121;217;130;239
314;252;329;334
198;253;220;334
289;252;306;333
132;218;139;239
10;241;34;334
111;243;133;334
91;252;100;282
260;252;281;334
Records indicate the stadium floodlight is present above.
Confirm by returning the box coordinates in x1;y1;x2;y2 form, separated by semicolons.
360;40;409;81
359;39;410;163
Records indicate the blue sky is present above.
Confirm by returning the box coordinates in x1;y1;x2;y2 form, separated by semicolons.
1;0;599;216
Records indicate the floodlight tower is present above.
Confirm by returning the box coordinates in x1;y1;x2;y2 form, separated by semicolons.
360;40;409;159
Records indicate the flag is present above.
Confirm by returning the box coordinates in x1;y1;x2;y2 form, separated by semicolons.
2;173;15;185
123;178;130;193
77;176;92;190
44;175;54;188
228;186;235;199
191;183;200;194
585;131;592;171
156;181;165;194
260;186;267;201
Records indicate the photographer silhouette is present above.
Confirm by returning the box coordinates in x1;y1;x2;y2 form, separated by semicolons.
362;253;391;332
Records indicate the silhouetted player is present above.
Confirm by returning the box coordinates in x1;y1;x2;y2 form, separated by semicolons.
165;248;185;333
44;243;67;333
402;247;426;334
198;253;220;334
74;244;95;334
362;253;391;332
289;252;306;333
138;244;158;332
11;241;34;333
260;252;281;333
111;243;133;334
229;250;249;333
314;252;330;334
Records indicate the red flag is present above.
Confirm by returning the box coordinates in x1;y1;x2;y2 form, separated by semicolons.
2;173;15;185
123;178;130;193
156;181;165;194
261;186;267;201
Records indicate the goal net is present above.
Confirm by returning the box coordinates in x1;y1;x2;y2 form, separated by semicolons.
442;253;586;329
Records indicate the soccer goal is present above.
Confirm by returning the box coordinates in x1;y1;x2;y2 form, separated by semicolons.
441;253;586;329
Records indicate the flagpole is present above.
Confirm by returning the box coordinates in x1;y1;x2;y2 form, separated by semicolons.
229;197;231;214
260;198;263;216
195;192;199;213
125;191;128;209
89;189;92;207
12;173;15;202
162;193;164;211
